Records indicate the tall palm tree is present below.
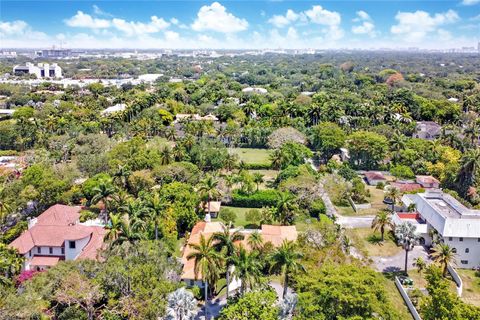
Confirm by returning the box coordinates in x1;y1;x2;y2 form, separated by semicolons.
269;240;305;298
212;223;244;300
112;165;131;189
160;146;174;165
248;231;264;253
371;209;394;242
395;222;418;273
92;181;116;223
253;173;264;191
431;243;457;277
385;186;400;211
145;193;164;240
276;193;298;226
231;245;263;295
186;235;223;319
105;213;122;243
112;214;145;246
456;148;480;196
198;175;221;215
414;257;427;275
270;149;284;170
0;186;12;224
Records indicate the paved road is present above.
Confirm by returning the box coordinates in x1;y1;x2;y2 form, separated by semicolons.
371;245;431;272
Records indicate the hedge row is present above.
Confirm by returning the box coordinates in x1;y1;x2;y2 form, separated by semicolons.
243;162;272;170
230;189;281;208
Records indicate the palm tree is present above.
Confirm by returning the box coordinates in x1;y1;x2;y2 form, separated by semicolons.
456;148;480;196
112;214;145;246
160;146;174;165
198;175;221;216
248;231;264;252
414;257;427;275
105;213;122;243
276;193;298;226
231;245;263;295
395;222;418;273
0;186;12;224
270;149;284;170
371;209;394;242
165;287;197;320
91;181;116;223
212;223;244;300
269;240;305;298
112;164;131;189
385;186;400;211
431;243;457;277
145;193;164;240
186;235;223;319
253;173;264;191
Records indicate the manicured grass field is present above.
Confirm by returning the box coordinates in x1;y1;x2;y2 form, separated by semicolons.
457;269;480;306
214;206;252;228
229;148;271;165
346;227;403;258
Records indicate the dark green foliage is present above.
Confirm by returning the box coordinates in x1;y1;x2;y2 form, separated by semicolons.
231;189;282;208
219;290;278;320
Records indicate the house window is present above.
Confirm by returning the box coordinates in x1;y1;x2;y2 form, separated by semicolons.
461;260;468;265
61;247;65;254
69;241;76;249
37;247;41;254
448;237;453;241
189;280;194;286
478;238;480;242
49;247;53;254
465;248;469;253
459;237;463;242
452;248;457;253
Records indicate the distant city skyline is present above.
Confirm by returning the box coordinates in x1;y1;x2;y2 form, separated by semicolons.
1;1;479;50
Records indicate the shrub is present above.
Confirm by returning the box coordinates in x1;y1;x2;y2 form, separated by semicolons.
219;208;237;226
376;181;385;190
309;199;326;218
79;210;97;222
390;164;415;179
245;209;262;224
243;163;271;170
231;189;281;208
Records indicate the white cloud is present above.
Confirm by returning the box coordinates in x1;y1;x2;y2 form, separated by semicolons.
65;11;111;28
304;5;341;26
112;16;170;36
286;26;298;39
268;9;304;28
462;0;480;5
0;20;48;40
267;6;342;39
165;30;180;41
471;14;480;21
352;11;376;37
170;18;179;25
191;2;248;33
437;29;452;41
391;10;459;42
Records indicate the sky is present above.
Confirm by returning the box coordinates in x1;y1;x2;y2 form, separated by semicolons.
0;1;479;49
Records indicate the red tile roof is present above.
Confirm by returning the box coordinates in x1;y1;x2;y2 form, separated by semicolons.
364;171;386;181
36;204;81;226
9;205;105;262
416;175;440;185
30;256;60;266
391;182;422;193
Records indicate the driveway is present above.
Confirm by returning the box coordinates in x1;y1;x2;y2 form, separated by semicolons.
335;215;375;228
371;245;431;272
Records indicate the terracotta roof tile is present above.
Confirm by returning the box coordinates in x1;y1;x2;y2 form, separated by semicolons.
30;256;60;266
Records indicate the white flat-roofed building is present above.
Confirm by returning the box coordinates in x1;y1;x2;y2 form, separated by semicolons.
13;62;62;79
399;190;480;268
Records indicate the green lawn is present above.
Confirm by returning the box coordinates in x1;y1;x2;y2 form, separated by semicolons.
457;269;480;306
336;185;388;217
346;227;403;258
229;148;271;165
380;274;414;320
214;206;254;228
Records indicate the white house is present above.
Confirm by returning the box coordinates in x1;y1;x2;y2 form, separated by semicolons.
395;190;480;268
13;63;62;79
9;204;106;271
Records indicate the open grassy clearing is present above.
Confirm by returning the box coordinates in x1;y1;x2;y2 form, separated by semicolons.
214;206;252;228
229;148;271;164
346;227;402;258
457;269;480;306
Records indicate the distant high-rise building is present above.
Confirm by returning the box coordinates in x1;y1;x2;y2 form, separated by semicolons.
36;48;71;58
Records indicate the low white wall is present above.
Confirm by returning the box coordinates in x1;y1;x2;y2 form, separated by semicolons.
447;264;463;296
394;276;422;320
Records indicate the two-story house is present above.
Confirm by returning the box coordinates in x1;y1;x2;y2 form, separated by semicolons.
9;204;106;271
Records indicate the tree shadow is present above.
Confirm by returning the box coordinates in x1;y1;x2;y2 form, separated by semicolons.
382;267;404;277
367;234;384;246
